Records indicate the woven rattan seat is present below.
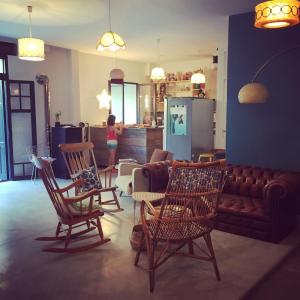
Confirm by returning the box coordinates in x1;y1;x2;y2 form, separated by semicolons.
134;160;227;292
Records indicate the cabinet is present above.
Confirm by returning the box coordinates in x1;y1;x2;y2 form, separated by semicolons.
164;97;214;161
51;127;83;178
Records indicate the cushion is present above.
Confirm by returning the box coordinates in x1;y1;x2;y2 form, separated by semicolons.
75;166;102;192
149;149;168;163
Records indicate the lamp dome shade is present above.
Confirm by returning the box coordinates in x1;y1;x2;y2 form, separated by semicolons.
150;67;166;80
255;0;300;29
96;31;125;51
110;68;124;80
18;38;45;61
191;73;206;84
238;83;269;104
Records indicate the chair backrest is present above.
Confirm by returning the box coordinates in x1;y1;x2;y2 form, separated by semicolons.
159;160;227;222
149;148;173;163
59;142;99;180
32;155;72;221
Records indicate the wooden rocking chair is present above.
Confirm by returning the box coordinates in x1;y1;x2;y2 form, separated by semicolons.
59;142;123;212
33;156;110;253
135;160;227;292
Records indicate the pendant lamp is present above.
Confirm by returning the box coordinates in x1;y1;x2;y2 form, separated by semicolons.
96;0;125;51
255;0;300;29
191;70;206;84
151;39;166;81
18;6;45;61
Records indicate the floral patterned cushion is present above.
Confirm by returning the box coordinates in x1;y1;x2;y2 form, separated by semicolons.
75;166;102;192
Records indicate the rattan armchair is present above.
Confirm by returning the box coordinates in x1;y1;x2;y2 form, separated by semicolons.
134;160;227;292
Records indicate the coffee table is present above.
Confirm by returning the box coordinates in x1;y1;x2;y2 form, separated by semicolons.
131;192;165;223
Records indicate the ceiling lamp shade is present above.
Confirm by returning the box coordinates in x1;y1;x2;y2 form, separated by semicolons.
238;83;269;103
18;6;45;61
151;67;166;80
150;38;165;81
96;0;125;52
96;31;125;51
110;68;124;80
96;89;111;109
255;0;300;29
191;72;206;84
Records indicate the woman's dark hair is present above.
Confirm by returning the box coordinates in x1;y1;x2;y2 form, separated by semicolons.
107;114;116;126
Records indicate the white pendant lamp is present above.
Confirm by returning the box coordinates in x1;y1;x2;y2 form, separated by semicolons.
191;71;206;84
96;89;111;109
96;0;125;51
18;6;45;61
254;0;300;29
151;39;166;81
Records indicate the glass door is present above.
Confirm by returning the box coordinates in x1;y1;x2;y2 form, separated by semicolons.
7;80;37;179
110;82;138;125
0;58;8;181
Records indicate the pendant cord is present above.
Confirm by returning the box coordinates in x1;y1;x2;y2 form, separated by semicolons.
28;6;33;38
109;0;111;31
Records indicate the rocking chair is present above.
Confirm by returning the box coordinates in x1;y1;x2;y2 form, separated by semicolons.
59;142;123;212
135;160;227;292
33;156;110;253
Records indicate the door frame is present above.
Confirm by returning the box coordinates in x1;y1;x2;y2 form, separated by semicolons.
7;80;37;180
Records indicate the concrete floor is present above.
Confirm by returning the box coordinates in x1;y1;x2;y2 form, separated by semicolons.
0;179;299;300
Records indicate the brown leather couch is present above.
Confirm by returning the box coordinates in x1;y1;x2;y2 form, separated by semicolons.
141;161;300;243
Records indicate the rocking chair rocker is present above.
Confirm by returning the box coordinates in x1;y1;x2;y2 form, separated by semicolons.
33;156;110;253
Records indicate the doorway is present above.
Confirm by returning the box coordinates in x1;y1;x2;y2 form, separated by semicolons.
0;57;8;181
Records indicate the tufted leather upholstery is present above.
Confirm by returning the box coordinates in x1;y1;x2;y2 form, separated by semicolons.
214;164;300;242
143;162;300;243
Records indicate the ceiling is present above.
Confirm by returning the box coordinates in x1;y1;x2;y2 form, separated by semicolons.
0;0;262;62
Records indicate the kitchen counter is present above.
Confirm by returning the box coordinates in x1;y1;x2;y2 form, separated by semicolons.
90;126;163;166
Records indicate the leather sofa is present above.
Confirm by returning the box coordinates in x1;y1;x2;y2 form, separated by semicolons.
141;161;300;243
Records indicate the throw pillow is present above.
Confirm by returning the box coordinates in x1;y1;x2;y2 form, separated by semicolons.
75;166;102;192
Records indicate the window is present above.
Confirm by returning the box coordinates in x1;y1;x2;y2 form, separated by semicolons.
110;82;138;125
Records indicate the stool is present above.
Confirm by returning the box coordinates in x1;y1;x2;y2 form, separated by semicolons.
198;152;214;163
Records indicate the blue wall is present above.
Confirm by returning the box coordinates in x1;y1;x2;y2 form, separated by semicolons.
227;12;300;171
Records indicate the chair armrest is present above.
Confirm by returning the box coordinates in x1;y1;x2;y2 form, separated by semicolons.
118;163;143;176
64;189;99;204
132;168;149;192
55;179;84;193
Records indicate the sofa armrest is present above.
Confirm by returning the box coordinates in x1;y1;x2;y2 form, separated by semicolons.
132;168;149;192
118;163;143;176
263;174;300;215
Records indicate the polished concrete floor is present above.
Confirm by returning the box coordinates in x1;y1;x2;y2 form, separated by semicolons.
0;179;299;300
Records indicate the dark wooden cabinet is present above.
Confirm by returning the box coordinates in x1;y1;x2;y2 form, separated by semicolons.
51;127;82;178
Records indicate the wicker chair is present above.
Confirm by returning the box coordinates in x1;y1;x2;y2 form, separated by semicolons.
32;156;110;253
59;142;122;212
134;160;227;292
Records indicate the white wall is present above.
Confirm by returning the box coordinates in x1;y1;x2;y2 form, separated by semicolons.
8;46;74;147
215;17;229;150
77;52;146;126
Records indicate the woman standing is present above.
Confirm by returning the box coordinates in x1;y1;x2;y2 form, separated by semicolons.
106;114;123;167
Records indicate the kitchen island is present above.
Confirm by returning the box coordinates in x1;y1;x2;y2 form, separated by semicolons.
90;126;163;166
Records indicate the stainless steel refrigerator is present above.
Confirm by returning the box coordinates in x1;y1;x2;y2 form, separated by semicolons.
163;97;214;161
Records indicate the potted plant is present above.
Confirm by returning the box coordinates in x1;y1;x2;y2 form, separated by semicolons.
55;111;61;127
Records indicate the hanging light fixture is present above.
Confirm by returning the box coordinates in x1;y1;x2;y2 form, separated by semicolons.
96;0;125;51
96;89;111;109
18;6;45;61
255;0;300;29
151;39;166;81
191;70;206;84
